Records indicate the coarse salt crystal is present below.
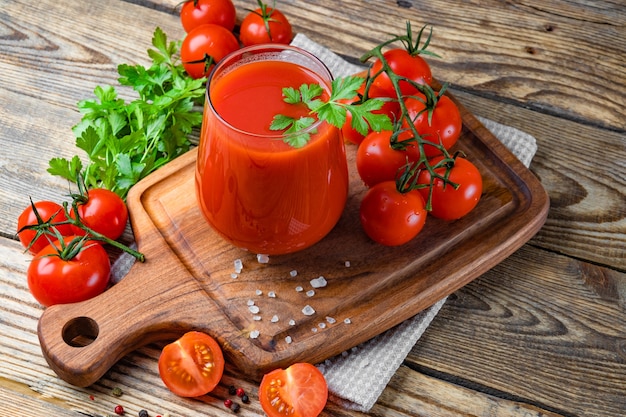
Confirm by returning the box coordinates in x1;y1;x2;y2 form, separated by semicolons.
234;259;243;273
247;299;255;306
253;315;262;321
271;315;279;323
249;330;260;339
295;286;303;292
289;319;296;326
345;260;351;267
311;328;318;333
285;336;293;344
302;305;315;316
231;273;238;279
310;276;327;288
306;290;315;297
255;289;263;296
344;318;352;324
318;322;326;329
326;316;336;324
268;291;276;298
257;254;270;264
290;270;298;277
249;305;260;314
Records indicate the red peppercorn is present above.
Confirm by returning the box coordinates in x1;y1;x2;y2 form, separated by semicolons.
114;404;125;415
236;387;245;397
224;399;233;408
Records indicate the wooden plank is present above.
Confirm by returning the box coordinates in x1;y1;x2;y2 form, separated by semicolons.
227;0;626;130
452;89;626;271
407;244;626;417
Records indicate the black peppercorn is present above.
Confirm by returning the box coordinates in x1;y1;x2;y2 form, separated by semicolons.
241;394;250;404
231;402;241;413
138;410;149;417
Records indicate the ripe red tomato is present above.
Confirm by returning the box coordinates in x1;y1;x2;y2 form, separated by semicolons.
239;1;293;47
17;201;74;255
371;48;433;98
403;92;462;158
259;362;328;417
417;155;483;220
181;24;239;79
180;0;236;32
360;181;427;246
356;130;418;187
71;188;128;241
27;236;111;306
342;82;400;145
158;331;225;397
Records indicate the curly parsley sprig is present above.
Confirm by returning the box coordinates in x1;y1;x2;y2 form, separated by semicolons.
270;75;394;148
48;27;205;200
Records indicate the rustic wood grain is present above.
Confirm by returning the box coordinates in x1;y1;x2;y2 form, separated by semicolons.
408;244;626;417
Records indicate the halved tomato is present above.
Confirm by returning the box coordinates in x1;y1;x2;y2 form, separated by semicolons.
158;331;225;397
259;362;328;417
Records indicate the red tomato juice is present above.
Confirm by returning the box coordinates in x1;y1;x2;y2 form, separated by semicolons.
195;57;348;255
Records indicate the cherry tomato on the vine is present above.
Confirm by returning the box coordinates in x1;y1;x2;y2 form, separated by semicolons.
371;48;433;98
71;188;128;241
239;1;293;47
181;24;239;79
27;236;111;306
356;130;417;187
17;201;73;255
417;155;483;220
158;331;225;397
259;362;328;417
180;0;236;33
360;181;427;246
402;91;462;158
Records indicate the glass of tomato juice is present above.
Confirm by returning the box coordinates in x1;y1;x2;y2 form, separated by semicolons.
195;44;349;255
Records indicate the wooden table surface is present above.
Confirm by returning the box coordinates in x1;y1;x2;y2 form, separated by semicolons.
1;0;624;416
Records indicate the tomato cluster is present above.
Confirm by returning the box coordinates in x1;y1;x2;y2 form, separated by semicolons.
354;25;483;246
179;0;294;79
16;188;130;307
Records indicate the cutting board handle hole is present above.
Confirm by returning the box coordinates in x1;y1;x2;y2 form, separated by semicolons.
62;316;99;348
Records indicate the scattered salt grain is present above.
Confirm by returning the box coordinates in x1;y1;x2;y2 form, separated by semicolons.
306;290;315;297
257;254;270;264
288;319;296;326
249;330;260;339
271;315;279;323
253;315;262;321
255;289;263;296
326;316;336;324
247;299;255;306
318;322;326;329
345;260;351;267
248;305;260;314
302;305;315;316
285;336;292;344
295;286;304;292
234;259;243;273
290;270;298;277
311;328;318;333
268;291;276;298
310;276;327;288
231;273;238;279
344;318;352;324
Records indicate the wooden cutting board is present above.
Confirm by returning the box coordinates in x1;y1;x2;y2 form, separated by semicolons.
37;90;549;388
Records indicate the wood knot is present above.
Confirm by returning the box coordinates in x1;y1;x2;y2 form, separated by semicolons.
397;0;412;8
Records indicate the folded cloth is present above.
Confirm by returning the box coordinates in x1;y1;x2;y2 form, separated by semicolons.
111;33;538;413
290;33;538;412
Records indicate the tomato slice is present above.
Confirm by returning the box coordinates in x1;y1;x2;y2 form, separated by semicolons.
259;362;328;417
158;331;225;397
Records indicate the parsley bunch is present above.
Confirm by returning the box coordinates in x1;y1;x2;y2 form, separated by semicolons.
48;28;206;199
